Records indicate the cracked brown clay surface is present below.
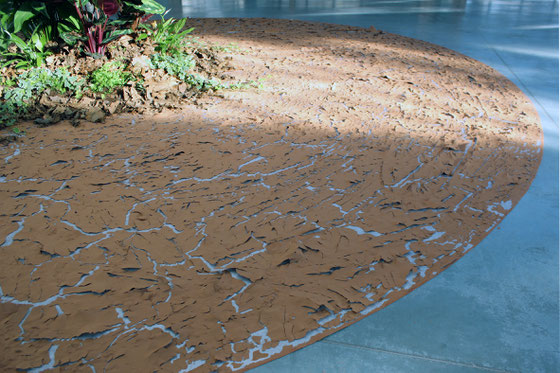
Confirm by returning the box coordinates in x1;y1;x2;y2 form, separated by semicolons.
0;18;542;372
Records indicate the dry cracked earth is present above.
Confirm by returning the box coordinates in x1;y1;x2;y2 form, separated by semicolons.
0;19;542;372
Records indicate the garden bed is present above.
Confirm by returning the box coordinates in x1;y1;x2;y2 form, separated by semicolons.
0;16;543;373
1;33;241;126
0;0;254;130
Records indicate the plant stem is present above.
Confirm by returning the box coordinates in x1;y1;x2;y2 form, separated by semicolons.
98;19;107;55
87;28;95;54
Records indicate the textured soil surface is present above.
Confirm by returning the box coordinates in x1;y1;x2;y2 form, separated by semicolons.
0;18;542;372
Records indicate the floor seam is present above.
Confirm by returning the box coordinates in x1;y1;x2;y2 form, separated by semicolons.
319;339;515;372
489;47;557;126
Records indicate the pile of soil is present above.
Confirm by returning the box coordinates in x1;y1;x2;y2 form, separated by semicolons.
0;28;236;127
0;18;542;373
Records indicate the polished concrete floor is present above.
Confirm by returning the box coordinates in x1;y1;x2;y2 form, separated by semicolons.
162;1;559;372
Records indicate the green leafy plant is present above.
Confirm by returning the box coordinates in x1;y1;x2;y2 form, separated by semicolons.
120;0;166;29
0;0;167;66
0;101;19;127
72;0;166;56
89;60;133;95
0;0;78;41
149;52;229;92
137;15;194;55
0;67;84;126
5;67;84;102
184;74;222;92
0;31;50;68
209;42;240;53
11;126;23;135
72;0;125;56
150;52;195;81
0;0;80;67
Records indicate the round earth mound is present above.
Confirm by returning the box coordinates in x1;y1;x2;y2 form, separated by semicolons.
0;18;542;372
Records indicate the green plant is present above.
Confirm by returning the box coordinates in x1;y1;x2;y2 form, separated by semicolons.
149;52;195;81
137;15;193;55
149;50;261;93
0;67;84;126
0;0;80;67
0;0;167;67
210;42;239;53
89;60;133;95
6;67;84;101
72;0;165;56
0;31;50;68
72;0;126;56
0;0;78;41
149;52;226;92
0;101;19;127
185;74;222;92
120;0;166;29
0;0;260;128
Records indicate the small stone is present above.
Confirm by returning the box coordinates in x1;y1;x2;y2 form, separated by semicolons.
51;106;67;116
34;116;54;126
107;101;120;115
368;26;383;35
131;55;152;71
85;107;105;123
0;133;18;144
123;86;144;108
70;96;95;111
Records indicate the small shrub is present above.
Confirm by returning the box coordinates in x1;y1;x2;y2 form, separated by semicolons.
89;60;133;95
0;67;84;126
4;67;84;103
0;0;80;68
150;52;195;81
137;16;194;55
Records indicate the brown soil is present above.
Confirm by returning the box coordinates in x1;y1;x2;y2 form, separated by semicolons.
0;18;542;373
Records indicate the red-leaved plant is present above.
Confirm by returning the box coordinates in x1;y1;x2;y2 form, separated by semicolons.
102;0;120;16
72;0;165;56
0;0;166;68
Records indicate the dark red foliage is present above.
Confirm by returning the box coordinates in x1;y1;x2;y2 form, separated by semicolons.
101;0;120;17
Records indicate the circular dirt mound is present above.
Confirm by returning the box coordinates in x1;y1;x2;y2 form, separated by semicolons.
0;18;542;372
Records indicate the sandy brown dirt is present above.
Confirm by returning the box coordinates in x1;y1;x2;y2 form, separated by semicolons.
0;18;542;372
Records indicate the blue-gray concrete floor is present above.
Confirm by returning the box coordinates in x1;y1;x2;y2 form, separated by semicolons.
163;1;559;372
